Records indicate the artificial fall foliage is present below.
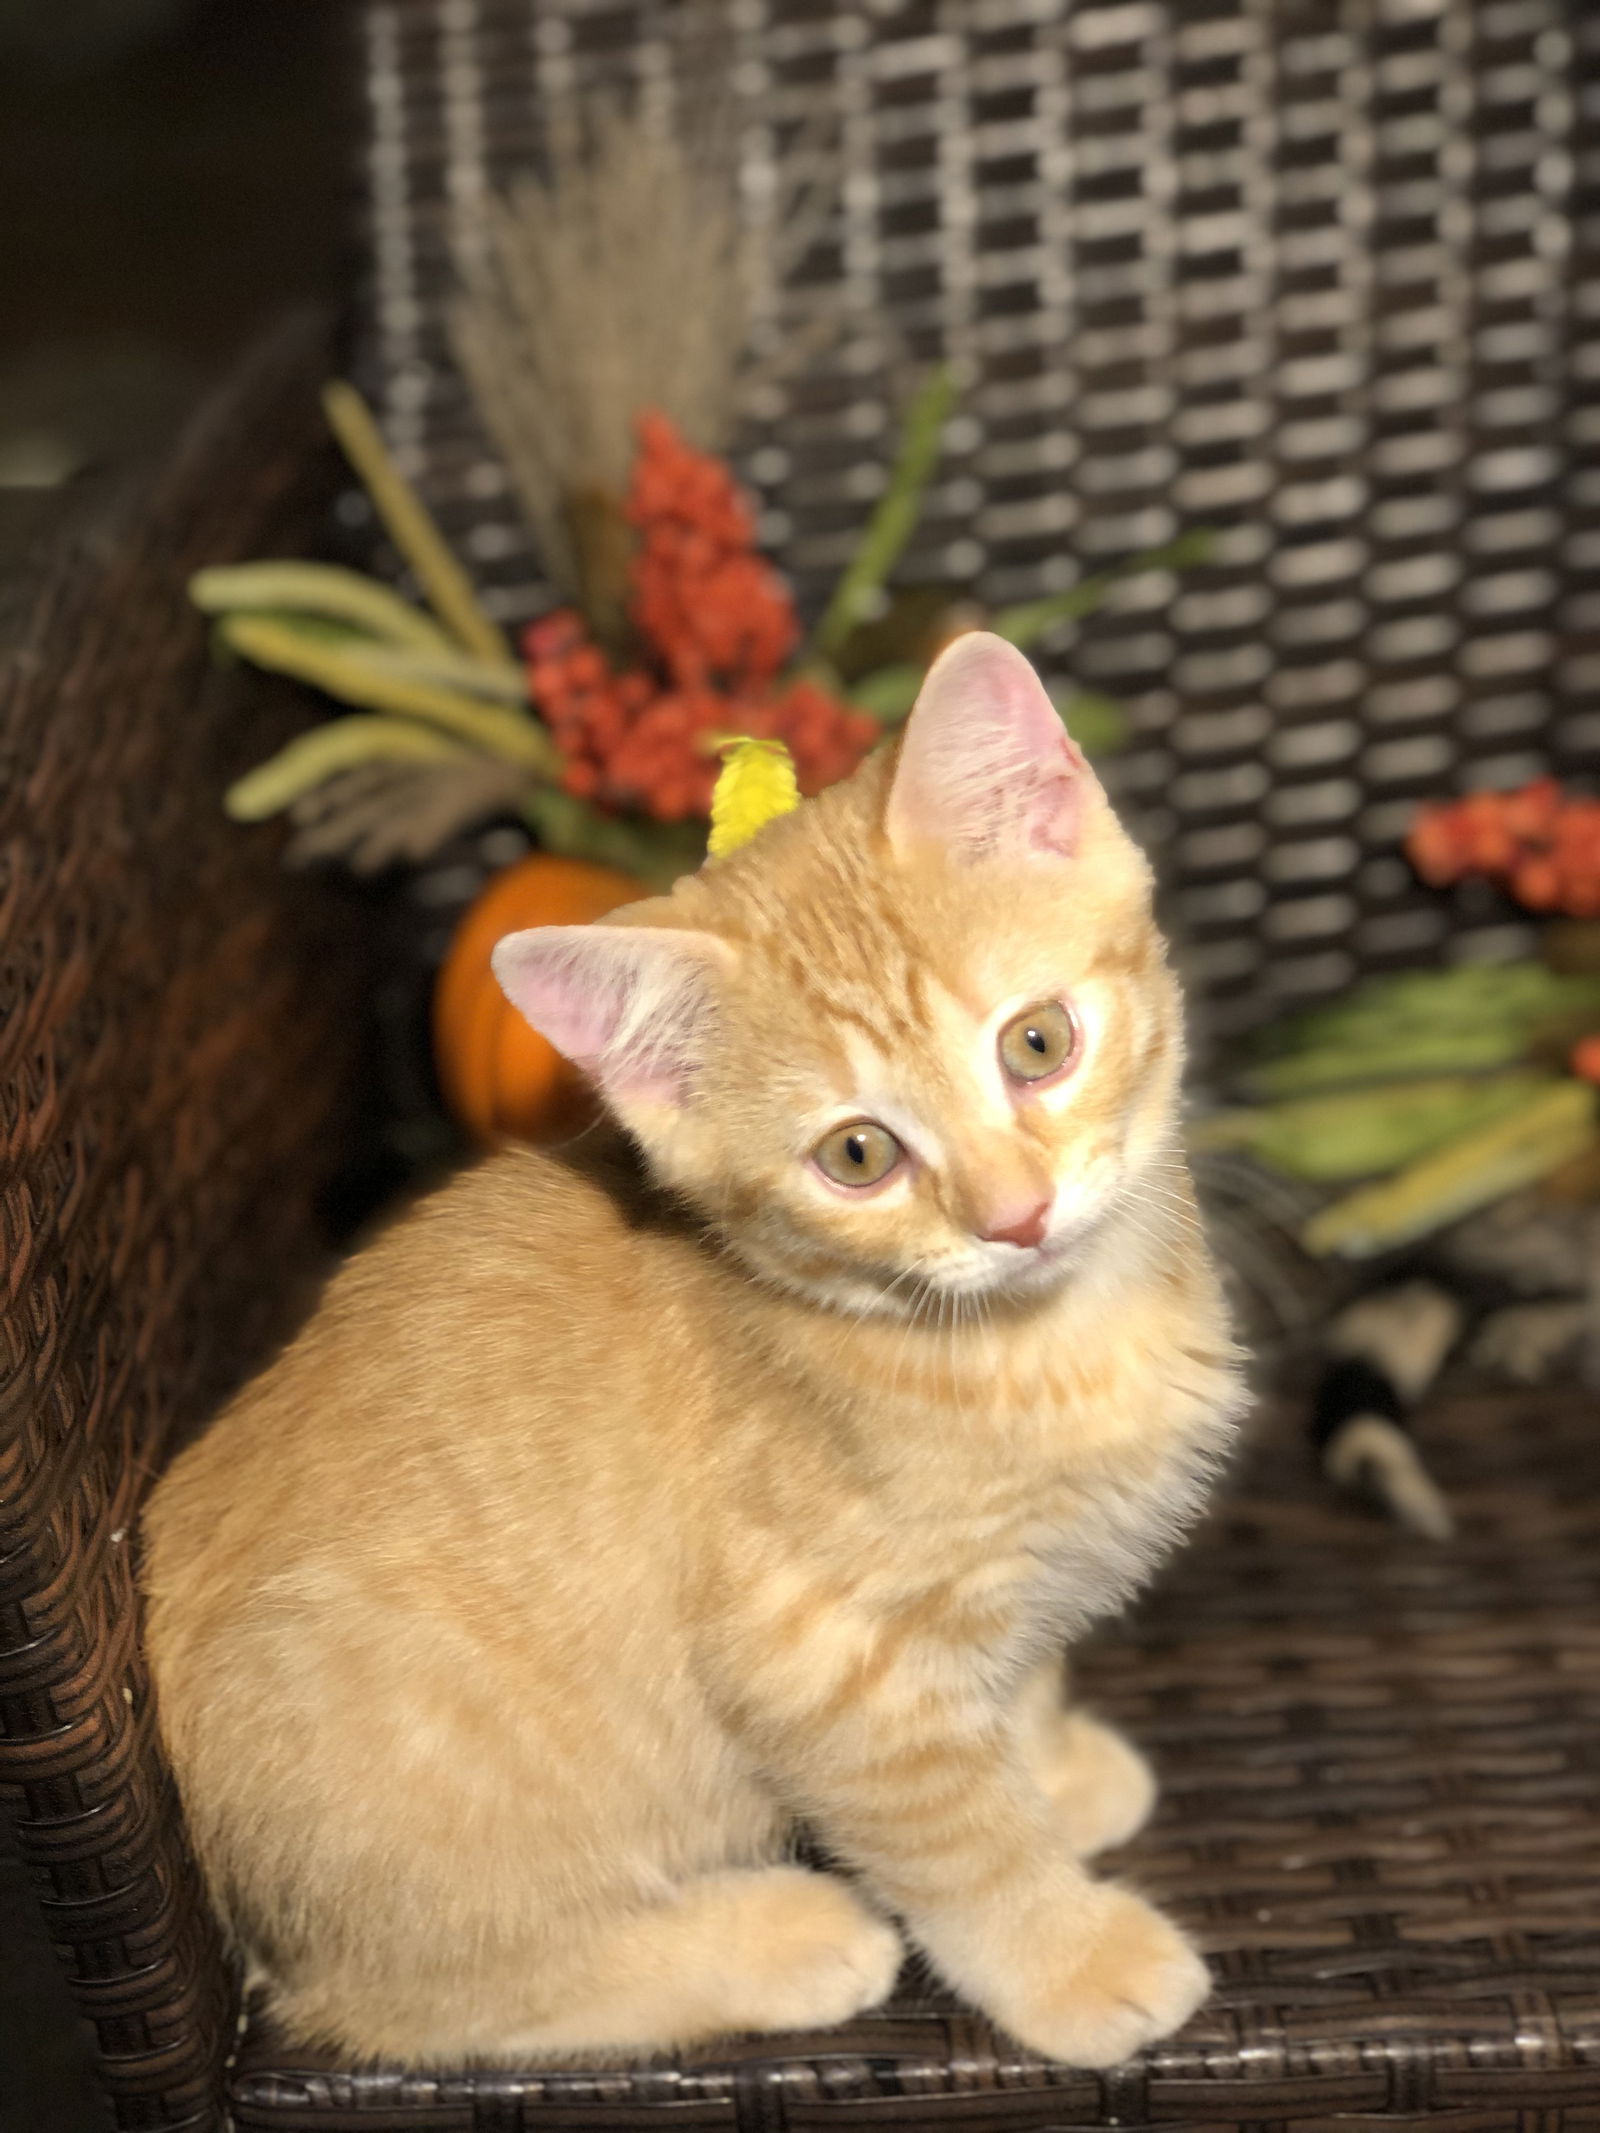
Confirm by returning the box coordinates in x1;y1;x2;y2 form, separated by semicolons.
525;415;879;823
198;375;1200;885
1407;779;1600;917
1199;963;1600;1255
195;87;1202;885
1404;780;1600;1086
1196;789;1600;1253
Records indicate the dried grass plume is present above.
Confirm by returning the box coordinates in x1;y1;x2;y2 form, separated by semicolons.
450;90;845;632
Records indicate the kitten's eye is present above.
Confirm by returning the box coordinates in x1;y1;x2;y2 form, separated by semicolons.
999;1001;1079;1084
812;1121;903;1189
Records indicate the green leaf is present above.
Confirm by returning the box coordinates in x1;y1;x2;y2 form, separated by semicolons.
522;788;705;889
991;531;1216;650
225;718;467;820
847;664;924;721
1302;1080;1598;1257
809;368;957;659
1056;689;1128;756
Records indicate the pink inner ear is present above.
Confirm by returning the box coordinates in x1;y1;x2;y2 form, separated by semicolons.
491;924;724;1104
887;630;1086;863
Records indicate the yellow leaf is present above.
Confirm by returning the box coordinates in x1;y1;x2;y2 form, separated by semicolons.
707;738;801;860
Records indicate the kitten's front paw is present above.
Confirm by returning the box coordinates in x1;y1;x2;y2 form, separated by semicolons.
997;1885;1208;2069
1031;1711;1158;1858
719;1871;903;2036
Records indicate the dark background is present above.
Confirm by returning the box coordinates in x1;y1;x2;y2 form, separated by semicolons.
0;7;354;2126
0;0;354;556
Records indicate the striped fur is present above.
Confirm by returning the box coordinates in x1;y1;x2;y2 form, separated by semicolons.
142;642;1245;2069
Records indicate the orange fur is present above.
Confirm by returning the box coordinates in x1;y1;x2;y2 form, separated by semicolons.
142;637;1245;2068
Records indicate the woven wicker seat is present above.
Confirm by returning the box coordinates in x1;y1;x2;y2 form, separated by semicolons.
6;3;1600;2124
220;1388;1600;2131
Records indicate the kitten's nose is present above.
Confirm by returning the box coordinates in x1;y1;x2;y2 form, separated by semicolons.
976;1199;1053;1250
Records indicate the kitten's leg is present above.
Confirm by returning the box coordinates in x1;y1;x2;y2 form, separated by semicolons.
736;1663;1206;2068
270;1866;902;2064
509;1867;903;2058
1014;1654;1157;1857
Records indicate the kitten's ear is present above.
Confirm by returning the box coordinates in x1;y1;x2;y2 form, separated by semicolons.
492;924;731;1105
886;630;1087;863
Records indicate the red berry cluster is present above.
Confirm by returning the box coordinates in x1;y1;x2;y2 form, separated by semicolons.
1408;780;1600;917
629;412;797;689
524;413;878;824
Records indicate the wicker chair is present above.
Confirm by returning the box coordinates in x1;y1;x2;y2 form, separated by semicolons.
6;4;1600;2126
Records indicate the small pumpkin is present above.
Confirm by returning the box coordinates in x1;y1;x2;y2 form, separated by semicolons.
434;853;647;1145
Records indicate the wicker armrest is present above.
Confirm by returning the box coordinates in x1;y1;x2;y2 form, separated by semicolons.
0;314;370;2133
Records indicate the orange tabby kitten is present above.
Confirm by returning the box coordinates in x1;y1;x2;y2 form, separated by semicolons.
142;632;1244;2069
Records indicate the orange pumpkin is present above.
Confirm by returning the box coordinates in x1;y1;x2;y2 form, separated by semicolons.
433;853;648;1145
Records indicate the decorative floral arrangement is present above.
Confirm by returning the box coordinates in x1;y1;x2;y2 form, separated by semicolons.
191;372;1208;1140
1404;776;1600;1089
1406;779;1600;918
196;373;1202;889
1194;777;1600;1257
522;411;880;826
191;98;1213;1144
1197;965;1600;1256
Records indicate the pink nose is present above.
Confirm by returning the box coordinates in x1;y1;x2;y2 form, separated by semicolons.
977;1200;1052;1250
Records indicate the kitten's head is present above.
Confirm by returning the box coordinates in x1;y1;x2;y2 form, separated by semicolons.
495;633;1182;1314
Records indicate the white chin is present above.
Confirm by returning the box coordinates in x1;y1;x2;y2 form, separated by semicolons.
937;1251;1068;1302
998;1253;1076;1298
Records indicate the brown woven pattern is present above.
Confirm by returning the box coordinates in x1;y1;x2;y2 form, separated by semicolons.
227;1386;1600;2131
356;0;1600;1036
0;317;367;2133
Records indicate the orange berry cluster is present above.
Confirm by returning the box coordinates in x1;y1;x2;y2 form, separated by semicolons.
524;413;879;824
1407;780;1600;917
629;411;797;688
